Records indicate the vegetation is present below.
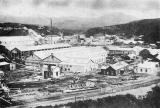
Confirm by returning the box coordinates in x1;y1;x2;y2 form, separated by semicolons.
85;18;160;43
0;22;72;36
36;86;160;108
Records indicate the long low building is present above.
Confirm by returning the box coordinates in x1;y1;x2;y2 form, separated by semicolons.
6;43;71;59
25;46;108;78
107;46;140;55
0;36;35;47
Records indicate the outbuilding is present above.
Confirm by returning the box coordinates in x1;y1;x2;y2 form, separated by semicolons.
101;61;129;76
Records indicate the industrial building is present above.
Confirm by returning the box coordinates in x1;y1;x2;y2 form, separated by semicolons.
6;43;71;59
0;36;35;47
107;46;139;55
25;46;108;78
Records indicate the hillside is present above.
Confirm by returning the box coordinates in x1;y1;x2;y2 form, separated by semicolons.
0;22;73;36
0;12;137;33
85;18;160;43
53;12;137;31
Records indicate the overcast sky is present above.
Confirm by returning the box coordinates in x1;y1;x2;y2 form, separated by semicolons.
0;0;159;19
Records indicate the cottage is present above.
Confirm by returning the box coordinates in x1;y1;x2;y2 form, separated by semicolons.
101;61;129;76
134;61;159;74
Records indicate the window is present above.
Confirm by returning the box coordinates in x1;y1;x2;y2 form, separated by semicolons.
70;65;72;67
141;69;142;72
146;69;147;72
56;72;58;76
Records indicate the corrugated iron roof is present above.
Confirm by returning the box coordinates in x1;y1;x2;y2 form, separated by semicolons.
110;61;128;70
137;61;159;69
0;62;9;66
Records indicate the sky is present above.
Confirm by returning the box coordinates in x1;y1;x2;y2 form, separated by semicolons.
0;0;159;19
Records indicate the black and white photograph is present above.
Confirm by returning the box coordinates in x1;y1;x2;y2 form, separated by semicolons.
0;0;160;108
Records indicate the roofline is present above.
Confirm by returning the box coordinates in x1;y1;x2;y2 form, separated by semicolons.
26;53;42;60
43;54;62;62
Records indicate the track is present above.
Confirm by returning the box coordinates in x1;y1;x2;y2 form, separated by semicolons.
9;77;160;108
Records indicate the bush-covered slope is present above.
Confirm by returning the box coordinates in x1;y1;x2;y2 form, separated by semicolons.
85;18;160;43
0;22;73;36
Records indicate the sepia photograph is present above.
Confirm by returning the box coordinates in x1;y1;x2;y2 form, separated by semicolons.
0;0;160;108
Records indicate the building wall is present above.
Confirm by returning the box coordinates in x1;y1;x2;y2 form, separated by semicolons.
135;68;152;73
84;60;98;72
60;60;98;73
1;40;34;47
10;63;16;70
25;54;42;70
91;53;108;64
101;65;129;76
51;67;60;78
61;64;85;73
134;63;159;74
109;50;136;55
102;67;116;76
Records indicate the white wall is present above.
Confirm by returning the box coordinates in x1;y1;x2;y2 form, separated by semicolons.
61;64;85;73
60;61;98;73
135;68;152;73
51;67;60;78
91;53;107;64
84;61;98;72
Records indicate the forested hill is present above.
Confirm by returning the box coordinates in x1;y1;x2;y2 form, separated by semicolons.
0;22;73;36
85;18;160;43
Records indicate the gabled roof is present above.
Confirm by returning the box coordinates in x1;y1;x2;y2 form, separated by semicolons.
110;61;128;70
137;61;159;69
133;46;144;51
0;36;34;42
127;53;136;58
34;52;50;60
101;65;109;69
0;62;9;66
107;46;133;51
12;43;71;52
156;54;160;60
0;55;4;59
148;49;160;56
59;58;92;66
